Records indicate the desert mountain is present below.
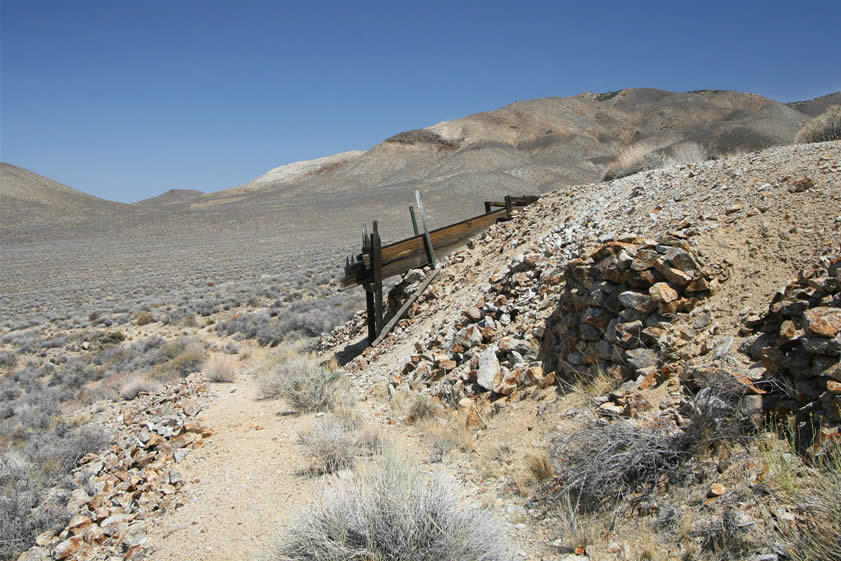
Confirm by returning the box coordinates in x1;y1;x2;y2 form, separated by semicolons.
1;88;834;243
0;163;137;227
134;189;206;210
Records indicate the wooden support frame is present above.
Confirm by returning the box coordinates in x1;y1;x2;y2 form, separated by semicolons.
370;268;439;347
345;193;539;344
414;191;437;269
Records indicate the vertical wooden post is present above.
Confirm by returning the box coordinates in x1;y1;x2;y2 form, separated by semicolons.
505;195;513;220
370;221;384;336
409;206;420;236
414;190;437;269
365;283;376;343
484;201;491;214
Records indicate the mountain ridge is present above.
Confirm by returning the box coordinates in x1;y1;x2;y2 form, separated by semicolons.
2;87;837;242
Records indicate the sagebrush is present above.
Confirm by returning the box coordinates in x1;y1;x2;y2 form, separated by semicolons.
274;446;512;561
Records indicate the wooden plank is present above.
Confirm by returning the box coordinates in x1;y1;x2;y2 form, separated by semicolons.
342;208;508;287
415;191;437;269
370;268;439;347
342;195;539;287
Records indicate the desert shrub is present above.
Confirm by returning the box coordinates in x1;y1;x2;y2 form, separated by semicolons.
274;447;512;561
604;141;662;180
24;424;112;483
795;105;841;144
0;453;68;561
298;415;359;474
99;331;125;346
135;311;154;326
406;394;439;423
549;378;749;515
164;344;206;377
258;353;349;412
204;356;238;383
118;374;158;400
0;352;17;370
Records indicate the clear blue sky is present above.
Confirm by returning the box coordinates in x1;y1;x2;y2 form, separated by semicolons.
1;0;839;202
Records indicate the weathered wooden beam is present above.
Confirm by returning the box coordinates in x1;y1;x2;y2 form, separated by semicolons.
342;194;539;287
342;208;509;287
371;222;384;335
370;268;439;347
409;206;420;236
415;190;437;269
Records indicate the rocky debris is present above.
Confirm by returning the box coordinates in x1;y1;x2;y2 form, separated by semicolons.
540;237;715;382
739;255;841;448
318;310;368;352
17;374;214;561
385;268;427;320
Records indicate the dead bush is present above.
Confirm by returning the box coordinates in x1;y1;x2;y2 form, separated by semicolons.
274;446;512;561
549;418;692;513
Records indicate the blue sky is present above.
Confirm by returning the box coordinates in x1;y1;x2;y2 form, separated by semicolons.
1;0;839;202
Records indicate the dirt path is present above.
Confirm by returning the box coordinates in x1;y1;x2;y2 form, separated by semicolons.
144;375;315;561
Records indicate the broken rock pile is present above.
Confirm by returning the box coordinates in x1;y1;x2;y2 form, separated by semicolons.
740;255;841;432
540;236;716;381
18;374;214;561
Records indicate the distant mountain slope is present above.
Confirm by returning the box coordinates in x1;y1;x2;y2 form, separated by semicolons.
0;163;137;227
134;188;206;210
2;88;837;243
206;88;811;232
788;91;841;117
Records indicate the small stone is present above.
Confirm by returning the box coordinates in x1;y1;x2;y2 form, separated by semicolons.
625;348;658;370
53;537;83;560
476;347;501;392
649;282;678;304
803;307;841;338
618;291;656;313
455;325;483;349
709;483;726;497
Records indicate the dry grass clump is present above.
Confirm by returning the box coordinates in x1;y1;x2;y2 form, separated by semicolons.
795;105;841;144
298;415;359;474
203;356;238;383
762;431;841;560
258;351;350;413
274;446;512;561
406;393;441;423
422;415;475;463
117;373;159;400
525;450;553;482
605;141;660;180
669;141;708;164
